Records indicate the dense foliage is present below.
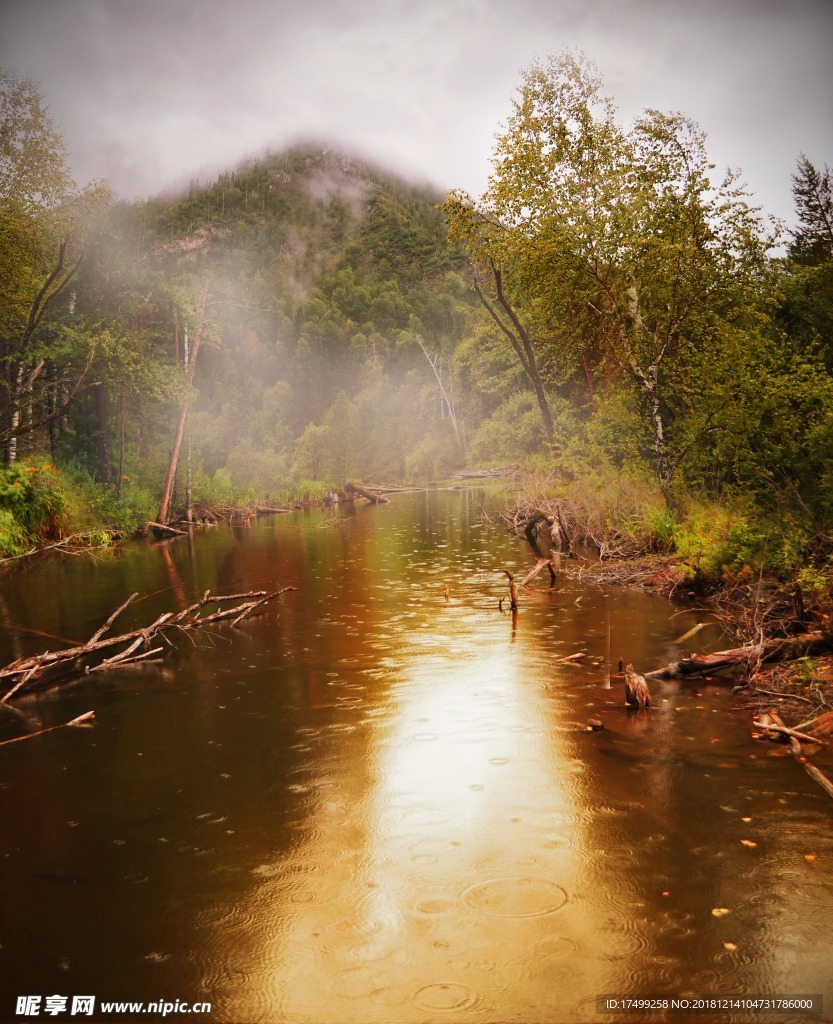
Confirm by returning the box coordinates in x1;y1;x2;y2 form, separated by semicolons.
0;60;831;586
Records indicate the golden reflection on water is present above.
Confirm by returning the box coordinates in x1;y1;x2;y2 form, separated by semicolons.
242;607;625;1023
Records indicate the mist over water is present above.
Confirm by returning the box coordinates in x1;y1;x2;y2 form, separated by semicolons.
1;491;830;1023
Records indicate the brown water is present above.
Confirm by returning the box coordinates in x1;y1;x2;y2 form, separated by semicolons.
0;490;831;1023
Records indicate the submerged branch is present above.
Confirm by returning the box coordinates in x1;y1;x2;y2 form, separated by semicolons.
0;711;95;749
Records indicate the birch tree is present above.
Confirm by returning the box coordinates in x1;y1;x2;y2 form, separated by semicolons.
443;51;774;482
0;68;110;462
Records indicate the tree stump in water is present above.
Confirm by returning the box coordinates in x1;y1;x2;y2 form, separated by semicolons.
500;569;518;611
624;664;652;708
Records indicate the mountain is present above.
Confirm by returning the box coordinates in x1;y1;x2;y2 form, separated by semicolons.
80;145;478;494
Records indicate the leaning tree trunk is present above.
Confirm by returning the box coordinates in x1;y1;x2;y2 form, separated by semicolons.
474;265;555;442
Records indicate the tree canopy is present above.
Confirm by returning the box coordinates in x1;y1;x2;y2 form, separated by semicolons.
443;51;776;484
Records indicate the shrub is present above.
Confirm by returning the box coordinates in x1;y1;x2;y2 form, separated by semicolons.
0;462;67;552
405;435;458;483
0;508;27;557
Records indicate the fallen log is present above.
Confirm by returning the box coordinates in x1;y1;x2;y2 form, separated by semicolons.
0;587;296;703
453;465;518;480
146;521;188;537
645;631;831;680
343;481;389;504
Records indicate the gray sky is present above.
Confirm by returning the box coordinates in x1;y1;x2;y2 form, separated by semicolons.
1;0;831;226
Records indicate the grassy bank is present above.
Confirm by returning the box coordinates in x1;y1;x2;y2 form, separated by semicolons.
508;464;831;639
504;463;833;711
0;457;334;559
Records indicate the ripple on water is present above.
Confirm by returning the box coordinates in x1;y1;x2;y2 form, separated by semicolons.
251;857;322;878
333;965;383;1000
462;876;568;918
619;960;683;991
658;907;696;940
588;840;641;873
413;982;483;1012
165;894;260;932
329;892;398;941
402;807;456;827
599;919;653;961
199;957;254;991
346;938;396;964
414;896;456;915
530;932;580;961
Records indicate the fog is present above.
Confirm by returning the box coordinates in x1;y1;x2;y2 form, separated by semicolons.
1;0;831;223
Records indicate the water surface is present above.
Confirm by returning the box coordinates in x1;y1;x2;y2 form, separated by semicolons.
0;491;830;1022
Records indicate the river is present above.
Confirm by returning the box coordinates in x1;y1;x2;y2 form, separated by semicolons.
0;490;831;1023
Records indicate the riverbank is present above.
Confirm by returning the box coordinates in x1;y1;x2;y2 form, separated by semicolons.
0;457;340;562
503;485;833;718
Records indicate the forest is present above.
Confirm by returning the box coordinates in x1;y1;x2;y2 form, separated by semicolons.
1;55;832;603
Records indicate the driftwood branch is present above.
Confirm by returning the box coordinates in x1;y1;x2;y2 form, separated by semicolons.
521;557;556;588
753;719;828;747
754;709;833;801
0;587;296;703
804;763;833;800
88;593;139;644
0;531;121;565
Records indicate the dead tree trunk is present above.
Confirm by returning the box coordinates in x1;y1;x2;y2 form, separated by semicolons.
343;481;389;504
523;508;570;553
413;333;464;454
158;281;210;524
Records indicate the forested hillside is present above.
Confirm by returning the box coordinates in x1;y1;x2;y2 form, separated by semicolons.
68;146;480;499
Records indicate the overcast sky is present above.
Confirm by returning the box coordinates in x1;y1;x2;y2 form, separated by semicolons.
1;0;831;226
